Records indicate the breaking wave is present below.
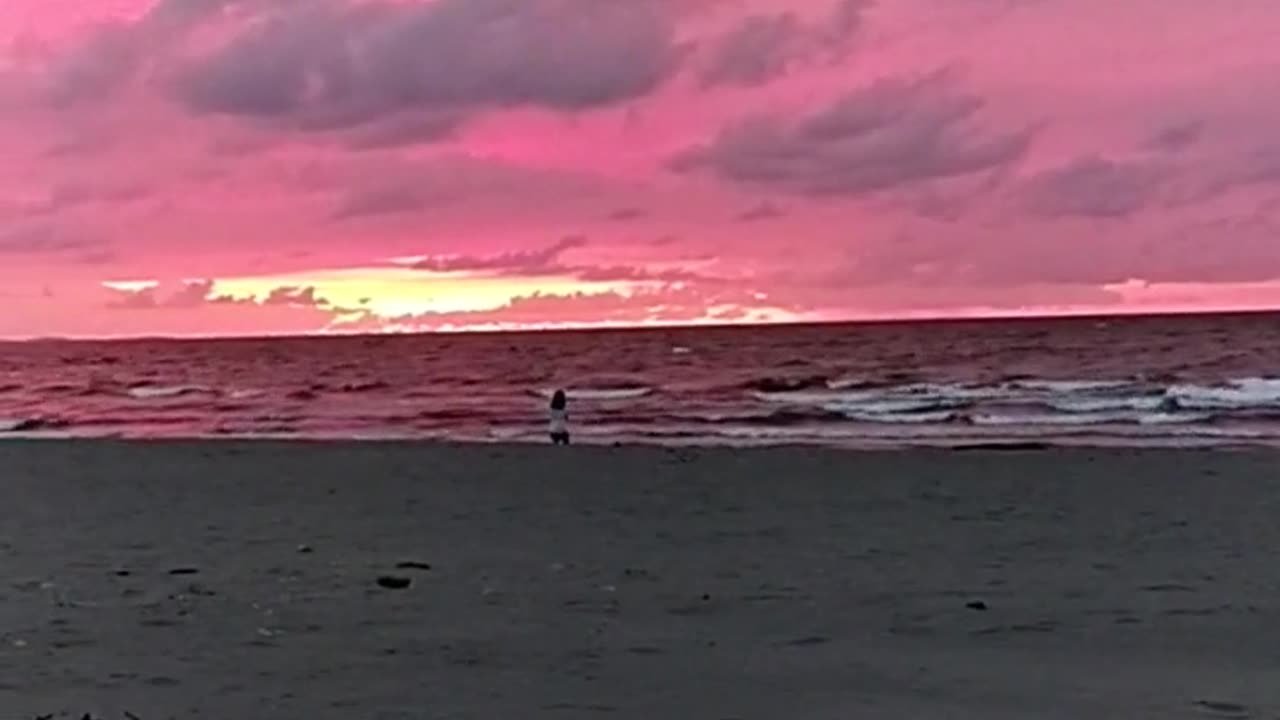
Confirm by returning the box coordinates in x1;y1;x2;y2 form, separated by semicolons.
533;386;654;401
969;411;1211;426
1165;378;1280;410
749;377;1280;431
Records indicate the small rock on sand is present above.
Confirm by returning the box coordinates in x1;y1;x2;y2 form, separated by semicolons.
376;575;413;590
966;600;988;611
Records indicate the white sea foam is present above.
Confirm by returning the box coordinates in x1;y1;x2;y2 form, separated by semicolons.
755;381;1043;409
0;417;45;432
839;410;958;424
1047;396;1169;413
127;385;212;399
752;375;1263;430
752;389;846;405
1165;378;1280;410
756;379;1240;426
970;411;1210;426
970;412;1119;426
1141;411;1214;425
1008;379;1134;393
825;377;870;390
753;386;951;406
910;383;1022;401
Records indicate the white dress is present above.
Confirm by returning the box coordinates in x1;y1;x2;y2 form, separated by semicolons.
549;407;568;435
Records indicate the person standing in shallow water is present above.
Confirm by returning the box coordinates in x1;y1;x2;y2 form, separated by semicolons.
549;389;570;445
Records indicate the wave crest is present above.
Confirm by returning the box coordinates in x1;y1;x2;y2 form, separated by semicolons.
533;386;654;401
1166;378;1280;410
127;384;214;399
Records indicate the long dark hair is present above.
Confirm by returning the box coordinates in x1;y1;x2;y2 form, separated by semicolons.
550;389;567;410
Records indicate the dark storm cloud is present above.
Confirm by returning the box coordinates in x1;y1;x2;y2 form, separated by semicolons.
698;0;869;88
407;236;712;285
39;0;240;107
0;223;95;255
172;0;688;132
331;186;434;220
700;13;808;88
412;236;589;275
1018;145;1280;219
24;181;151;216
571;264;714;284
671;70;1033;196
1019;156;1169;218
341;112;465;151
1147;121;1204;153
43;25;144;108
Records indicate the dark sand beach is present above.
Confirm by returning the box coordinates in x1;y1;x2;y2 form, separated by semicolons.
3;441;1279;719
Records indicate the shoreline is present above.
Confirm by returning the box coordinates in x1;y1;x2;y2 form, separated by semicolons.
3;441;1278;718
3;432;1279;452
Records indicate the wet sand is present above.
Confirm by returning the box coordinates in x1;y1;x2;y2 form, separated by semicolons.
2;441;1278;719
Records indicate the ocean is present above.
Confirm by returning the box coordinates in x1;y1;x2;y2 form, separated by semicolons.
2;312;1280;448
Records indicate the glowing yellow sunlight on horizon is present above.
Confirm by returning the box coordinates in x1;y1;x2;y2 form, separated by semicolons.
211;267;645;318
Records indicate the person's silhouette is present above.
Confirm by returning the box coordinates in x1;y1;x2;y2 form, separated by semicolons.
549;390;570;445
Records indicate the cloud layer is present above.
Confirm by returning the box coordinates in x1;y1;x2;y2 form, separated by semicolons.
3;0;1280;337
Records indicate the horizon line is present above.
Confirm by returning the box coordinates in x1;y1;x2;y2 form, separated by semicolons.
3;305;1277;344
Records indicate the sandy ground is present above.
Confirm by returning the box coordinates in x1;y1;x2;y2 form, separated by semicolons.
1;441;1279;719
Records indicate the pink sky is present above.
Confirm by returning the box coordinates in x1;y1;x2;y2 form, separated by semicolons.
2;0;1280;337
